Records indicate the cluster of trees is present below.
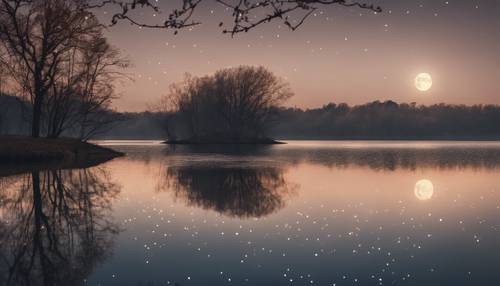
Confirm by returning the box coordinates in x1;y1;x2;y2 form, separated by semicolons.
273;101;500;139
0;0;128;140
156;66;292;142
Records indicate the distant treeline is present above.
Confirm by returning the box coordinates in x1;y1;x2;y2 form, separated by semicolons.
272;101;500;139
0;93;165;139
0;93;28;135
2;94;500;140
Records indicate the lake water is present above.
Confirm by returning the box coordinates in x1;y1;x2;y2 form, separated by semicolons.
2;141;500;285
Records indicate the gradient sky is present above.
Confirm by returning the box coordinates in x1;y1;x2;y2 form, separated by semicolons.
97;0;499;112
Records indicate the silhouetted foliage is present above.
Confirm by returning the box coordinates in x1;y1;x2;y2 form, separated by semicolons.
0;168;120;285
157;66;292;142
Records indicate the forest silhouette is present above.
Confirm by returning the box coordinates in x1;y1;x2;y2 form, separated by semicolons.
3;93;500;140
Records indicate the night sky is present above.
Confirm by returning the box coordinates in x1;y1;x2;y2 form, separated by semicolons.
97;0;499;112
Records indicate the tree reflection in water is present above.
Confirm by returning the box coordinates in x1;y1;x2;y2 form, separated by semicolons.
160;165;296;218
155;143;500;220
0;168;120;286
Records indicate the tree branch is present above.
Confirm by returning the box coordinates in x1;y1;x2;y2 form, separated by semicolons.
86;0;381;35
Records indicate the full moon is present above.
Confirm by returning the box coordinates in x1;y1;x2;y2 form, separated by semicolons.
415;73;432;92
414;179;434;201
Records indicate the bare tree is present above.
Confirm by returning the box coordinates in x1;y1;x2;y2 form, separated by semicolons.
0;0;102;137
44;32;129;140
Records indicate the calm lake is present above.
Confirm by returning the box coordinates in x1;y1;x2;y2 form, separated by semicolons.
2;141;500;285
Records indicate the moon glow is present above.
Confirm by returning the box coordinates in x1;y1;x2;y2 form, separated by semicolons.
415;73;432;92
414;179;434;201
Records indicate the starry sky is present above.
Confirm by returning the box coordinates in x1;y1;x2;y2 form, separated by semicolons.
98;0;499;112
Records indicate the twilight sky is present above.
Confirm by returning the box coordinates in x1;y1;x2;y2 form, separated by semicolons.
97;0;499;112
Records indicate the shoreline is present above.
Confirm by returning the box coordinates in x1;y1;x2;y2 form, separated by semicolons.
0;136;124;177
94;136;500;142
163;138;285;145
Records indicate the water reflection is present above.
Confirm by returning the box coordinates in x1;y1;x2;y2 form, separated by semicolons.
153;143;500;171
282;147;500;170
101;143;499;285
159;165;296;218
150;143;500;218
3;142;500;285
0;168;120;286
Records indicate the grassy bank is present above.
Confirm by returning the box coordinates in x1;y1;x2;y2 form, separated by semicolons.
0;136;123;176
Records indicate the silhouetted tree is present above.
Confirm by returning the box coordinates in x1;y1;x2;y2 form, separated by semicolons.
44;32;129;140
0;0;106;138
0;0;129;139
159;66;293;142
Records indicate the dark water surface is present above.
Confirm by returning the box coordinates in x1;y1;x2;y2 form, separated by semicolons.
2;141;500;285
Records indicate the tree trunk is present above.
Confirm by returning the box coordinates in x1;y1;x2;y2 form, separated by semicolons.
32;76;44;138
32;94;43;138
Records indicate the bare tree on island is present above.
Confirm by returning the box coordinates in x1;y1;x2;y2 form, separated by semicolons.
157;66;293;143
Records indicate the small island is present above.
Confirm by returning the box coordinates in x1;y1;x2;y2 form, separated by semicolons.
156;66;291;145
